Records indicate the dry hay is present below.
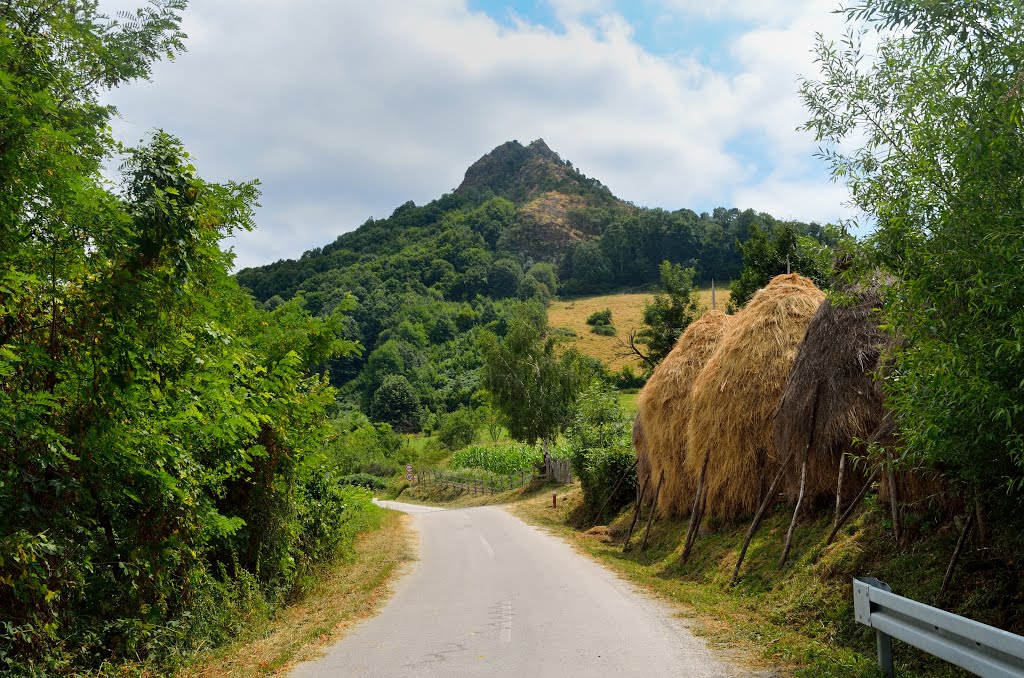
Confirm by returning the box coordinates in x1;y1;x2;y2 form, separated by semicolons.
633;415;651;499
772;283;891;507
685;274;825;519
636;310;731;517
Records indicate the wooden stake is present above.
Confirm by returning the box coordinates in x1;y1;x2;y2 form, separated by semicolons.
591;458;639;529
711;279;717;310
938;511;975;600
640;471;665;552
681;454;710;563
731;450;794;582
887;452;902;544
833;453;846;533
623;475;648;550
681;487;707;563
826;469;879;545
779;380;823;568
779;446;809;568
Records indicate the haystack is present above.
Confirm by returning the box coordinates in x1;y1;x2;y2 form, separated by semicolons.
685;274;825;519
636;310;731;517
772;283;891;507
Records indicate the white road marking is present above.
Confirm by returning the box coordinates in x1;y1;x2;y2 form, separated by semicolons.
479;534;495;559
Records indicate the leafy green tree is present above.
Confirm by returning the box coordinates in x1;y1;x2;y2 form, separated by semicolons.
370;374;421;432
631;262;701;368
437;407;481;450
801;0;1024;499
527;262;559;296
728;222;836;309
480;304;586;458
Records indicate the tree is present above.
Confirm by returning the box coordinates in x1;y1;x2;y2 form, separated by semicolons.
370;374;421;432
480;304;586;458
728;222;837;309
800;0;1024;499
629;262;701;368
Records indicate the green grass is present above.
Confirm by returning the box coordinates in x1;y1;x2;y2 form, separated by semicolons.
618;391;638;415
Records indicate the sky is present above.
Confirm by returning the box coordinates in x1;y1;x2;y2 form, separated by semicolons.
99;0;858;270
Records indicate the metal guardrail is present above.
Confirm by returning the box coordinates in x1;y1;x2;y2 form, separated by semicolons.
853;576;1024;677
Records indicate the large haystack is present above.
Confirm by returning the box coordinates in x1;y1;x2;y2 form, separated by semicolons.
685;274;825;519
772;284;891;506
637;310;731;517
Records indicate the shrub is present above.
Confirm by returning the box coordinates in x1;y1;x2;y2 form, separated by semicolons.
591;324;616;336
566;381;636;521
339;473;389;491
437;407;480;450
586;308;613;326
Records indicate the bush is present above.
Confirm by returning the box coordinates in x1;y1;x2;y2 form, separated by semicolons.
437;407;480;450
339;473;389;491
586;308;613;326
450;444;544;475
591;324;616;336
612;365;646;390
565;381;636;521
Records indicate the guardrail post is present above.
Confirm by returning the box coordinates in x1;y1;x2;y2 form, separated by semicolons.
877;628;894;677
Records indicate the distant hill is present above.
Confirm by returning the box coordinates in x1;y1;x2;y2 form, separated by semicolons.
234;139;830;426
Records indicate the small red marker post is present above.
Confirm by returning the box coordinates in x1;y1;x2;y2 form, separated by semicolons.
552;493;557;509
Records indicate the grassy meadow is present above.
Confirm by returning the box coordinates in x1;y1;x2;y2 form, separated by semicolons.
548;286;730;371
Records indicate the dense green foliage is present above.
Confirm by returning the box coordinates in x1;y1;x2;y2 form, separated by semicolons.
436;407;481;450
565;382;637;521
802;0;1024;503
0;2;381;672
449;444;544;475
728;222;839;309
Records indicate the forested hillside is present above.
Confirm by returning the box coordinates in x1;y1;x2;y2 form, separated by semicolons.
236;139;835;430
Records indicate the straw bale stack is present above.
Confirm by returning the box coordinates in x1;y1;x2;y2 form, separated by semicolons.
636;310;731;516
685;274;825;519
772;284;891;505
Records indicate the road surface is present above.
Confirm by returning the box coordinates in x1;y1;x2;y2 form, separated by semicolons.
291;500;736;677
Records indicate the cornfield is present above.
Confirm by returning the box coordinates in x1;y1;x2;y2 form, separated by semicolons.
450;444;544;475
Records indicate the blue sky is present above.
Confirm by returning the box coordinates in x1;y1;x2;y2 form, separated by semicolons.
101;0;858;269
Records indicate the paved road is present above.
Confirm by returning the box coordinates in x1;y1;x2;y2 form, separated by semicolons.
291;500;735;678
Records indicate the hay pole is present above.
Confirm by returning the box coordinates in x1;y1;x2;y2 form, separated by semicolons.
640;470;665;552
887;452;902;544
623;475;648;551
680;453;710;563
731;447;796;582
825;468;879;545
590;457;639;529
833;453;846;533
779;381;824;569
938;511;975;601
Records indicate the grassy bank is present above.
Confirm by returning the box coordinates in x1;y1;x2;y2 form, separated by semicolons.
178;510;414;677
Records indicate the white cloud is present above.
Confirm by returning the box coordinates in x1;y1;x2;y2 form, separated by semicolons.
101;0;855;269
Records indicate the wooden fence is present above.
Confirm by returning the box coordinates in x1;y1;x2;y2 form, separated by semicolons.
548;458;572;484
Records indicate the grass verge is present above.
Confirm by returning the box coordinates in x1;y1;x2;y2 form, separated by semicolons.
178;510;414;677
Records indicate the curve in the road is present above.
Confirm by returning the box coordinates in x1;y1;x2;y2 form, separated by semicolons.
290;500;735;678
